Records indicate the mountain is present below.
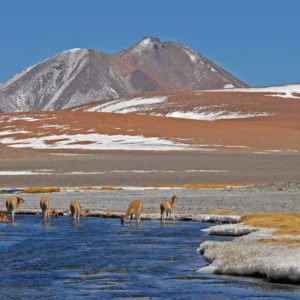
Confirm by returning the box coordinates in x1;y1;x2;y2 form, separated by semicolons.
0;37;247;112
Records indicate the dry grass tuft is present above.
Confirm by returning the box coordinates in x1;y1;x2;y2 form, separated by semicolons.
140;183;253;189
242;212;300;236
23;187;61;194
100;186;124;191
206;209;238;215
74;186;101;191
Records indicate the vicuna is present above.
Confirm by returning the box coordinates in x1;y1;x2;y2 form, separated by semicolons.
69;201;90;223
121;200;142;224
160;195;177;220
0;212;9;224
40;197;59;222
5;196;25;222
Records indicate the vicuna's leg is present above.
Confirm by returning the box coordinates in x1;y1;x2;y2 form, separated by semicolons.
130;214;133;223
137;213;141;223
71;212;76;224
48;210;51;223
169;210;172;219
12;211;15;222
160;207;164;220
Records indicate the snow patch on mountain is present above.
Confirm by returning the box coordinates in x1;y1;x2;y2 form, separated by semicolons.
212;84;300;97
155;111;272;121
43;49;90;110
85;96;167;113
223;83;235;89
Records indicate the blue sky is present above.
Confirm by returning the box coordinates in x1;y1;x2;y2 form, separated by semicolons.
0;0;299;86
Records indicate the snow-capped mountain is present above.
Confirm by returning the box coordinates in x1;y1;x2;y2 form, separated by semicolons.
0;37;247;112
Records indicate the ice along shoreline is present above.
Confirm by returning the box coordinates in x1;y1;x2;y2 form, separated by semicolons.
198;217;300;283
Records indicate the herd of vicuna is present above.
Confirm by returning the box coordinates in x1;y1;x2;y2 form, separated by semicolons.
0;195;177;224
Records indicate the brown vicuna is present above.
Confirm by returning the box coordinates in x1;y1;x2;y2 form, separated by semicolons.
40;197;59;222
0;212;9;224
5;196;25;222
69;201;90;222
121;200;142;224
160;195;177;220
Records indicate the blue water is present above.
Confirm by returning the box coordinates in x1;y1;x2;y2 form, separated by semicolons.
0;216;299;300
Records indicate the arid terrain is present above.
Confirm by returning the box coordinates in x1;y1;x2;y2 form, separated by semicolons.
1;88;300;154
1;86;300;188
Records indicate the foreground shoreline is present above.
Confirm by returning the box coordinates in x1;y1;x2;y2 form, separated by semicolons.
0;208;241;224
199;221;300;283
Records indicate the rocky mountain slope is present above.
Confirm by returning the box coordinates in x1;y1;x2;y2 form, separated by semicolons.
0;37;247;112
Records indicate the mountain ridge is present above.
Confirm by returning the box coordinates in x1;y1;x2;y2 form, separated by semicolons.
0;37;247;112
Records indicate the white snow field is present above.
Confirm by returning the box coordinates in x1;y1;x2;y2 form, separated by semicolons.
0;133;202;151
209;83;300;99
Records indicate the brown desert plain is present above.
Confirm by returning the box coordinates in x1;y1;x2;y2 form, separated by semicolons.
0;90;300;187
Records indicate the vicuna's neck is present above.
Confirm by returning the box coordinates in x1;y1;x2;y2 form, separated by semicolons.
170;197;176;208
16;200;22;209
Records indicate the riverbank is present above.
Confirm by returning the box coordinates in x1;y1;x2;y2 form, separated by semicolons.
1;183;300;214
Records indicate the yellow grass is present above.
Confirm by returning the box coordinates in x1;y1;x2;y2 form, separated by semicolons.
206;209;238;215
100;186;124;191
140;183;254;189
259;238;300;244
23;187;61;194
241;212;300;236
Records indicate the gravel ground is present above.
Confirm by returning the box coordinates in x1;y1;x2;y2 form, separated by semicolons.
1;183;300;214
1;152;300;187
